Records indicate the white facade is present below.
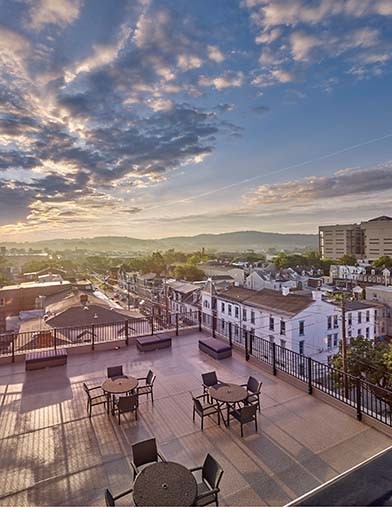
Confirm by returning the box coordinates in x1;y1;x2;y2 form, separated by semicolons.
330;265;366;281
245;271;297;291
201;287;382;363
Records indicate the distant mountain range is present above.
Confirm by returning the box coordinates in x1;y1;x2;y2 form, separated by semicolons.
1;231;318;253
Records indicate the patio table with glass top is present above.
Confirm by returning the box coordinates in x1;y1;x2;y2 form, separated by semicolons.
133;461;197;506
209;382;248;426
101;377;138;414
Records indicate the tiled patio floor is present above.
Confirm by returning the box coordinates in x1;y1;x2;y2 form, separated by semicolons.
0;331;390;506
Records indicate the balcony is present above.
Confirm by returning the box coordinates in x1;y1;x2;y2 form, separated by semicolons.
0;331;390;506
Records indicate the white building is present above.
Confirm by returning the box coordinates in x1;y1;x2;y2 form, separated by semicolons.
330;265;366;281
201;285;383;363
245;270;297;291
166;281;201;314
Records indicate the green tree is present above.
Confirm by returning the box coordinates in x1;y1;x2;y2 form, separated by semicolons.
173;264;205;281
372;255;392;269
331;337;392;407
233;253;266;264
338;254;357;265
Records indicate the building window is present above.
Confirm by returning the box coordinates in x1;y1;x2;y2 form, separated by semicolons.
358;312;362;324
234;325;239;336
366;327;369;339
299;320;305;336
251;310;255;324
357;328;362;337
280;339;286;348
327;335;332;349
269;335;274;345
333;334;338;347
299;340;304;355
327;316;332;330
333;315;338;329
222;319;225;331
243;308;247;321
348;329;352;338
269;316;274;331
221;302;225;313
366;310;370;322
0;298;4;307
348;313;352;326
280;320;286;335
235;306;239;318
228;304;232;316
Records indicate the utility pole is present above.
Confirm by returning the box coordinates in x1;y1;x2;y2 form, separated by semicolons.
341;296;349;399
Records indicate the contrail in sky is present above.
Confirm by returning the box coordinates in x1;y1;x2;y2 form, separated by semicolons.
143;132;392;211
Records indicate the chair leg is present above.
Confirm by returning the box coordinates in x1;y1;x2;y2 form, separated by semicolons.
255;417;258;433
135;408;138;421
151;388;154;403
201;415;204;431
193;407;195;421
217;410;220;426
240;423;243;438
118;410;121;425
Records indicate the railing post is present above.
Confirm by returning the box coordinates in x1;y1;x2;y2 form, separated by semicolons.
245;330;250;361
198;310;202;332
272;342;277;375
54;328;57;352
125;320;129;346
91;324;95;351
11;333;15;363
229;323;232;348
212;314;216;338
307;356;313;394
176;314;179;336
150;310;154;335
356;378;362;421
249;333;253;356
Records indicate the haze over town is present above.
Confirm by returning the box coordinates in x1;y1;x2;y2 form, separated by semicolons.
1;0;392;241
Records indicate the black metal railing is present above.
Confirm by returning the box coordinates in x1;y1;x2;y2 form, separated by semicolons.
202;314;392;428
0;309;390;428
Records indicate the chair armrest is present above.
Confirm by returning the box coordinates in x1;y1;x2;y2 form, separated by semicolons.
115;487;133;501
189;465;203;472
158;451;167;462
130;461;138;476
137;376;147;381
196;487;220;500
195;394;208;401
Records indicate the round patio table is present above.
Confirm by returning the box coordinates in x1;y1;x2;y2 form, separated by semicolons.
101;377;138;414
209;383;248;426
133;461;197;506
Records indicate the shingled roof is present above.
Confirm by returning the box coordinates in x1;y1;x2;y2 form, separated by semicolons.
217;287;314;316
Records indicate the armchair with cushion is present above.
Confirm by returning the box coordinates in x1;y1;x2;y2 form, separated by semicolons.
83;383;107;418
190;453;224;506
104;487;133;507
137;369;156;402
230;404;258;437
241;376;262;412
130;438;166;479
112;394;138;425
201;371;222;400
192;393;220;431
107;365;128;381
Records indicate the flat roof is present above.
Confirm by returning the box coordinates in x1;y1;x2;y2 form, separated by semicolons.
0;280;71;291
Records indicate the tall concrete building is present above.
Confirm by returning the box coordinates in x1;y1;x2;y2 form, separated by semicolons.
361;216;392;260
319;223;362;260
319;216;392;261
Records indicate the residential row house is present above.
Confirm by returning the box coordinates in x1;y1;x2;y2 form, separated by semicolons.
201;283;385;363
166;281;201;314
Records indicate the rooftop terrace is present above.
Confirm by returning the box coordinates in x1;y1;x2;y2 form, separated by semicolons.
0;331;390;506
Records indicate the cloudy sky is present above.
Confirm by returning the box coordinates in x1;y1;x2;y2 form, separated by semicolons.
1;0;392;241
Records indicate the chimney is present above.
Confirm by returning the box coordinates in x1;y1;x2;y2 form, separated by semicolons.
312;290;322;301
281;286;290;296
80;294;88;305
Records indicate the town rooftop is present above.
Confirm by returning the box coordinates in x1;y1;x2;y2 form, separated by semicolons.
0;331;390;506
